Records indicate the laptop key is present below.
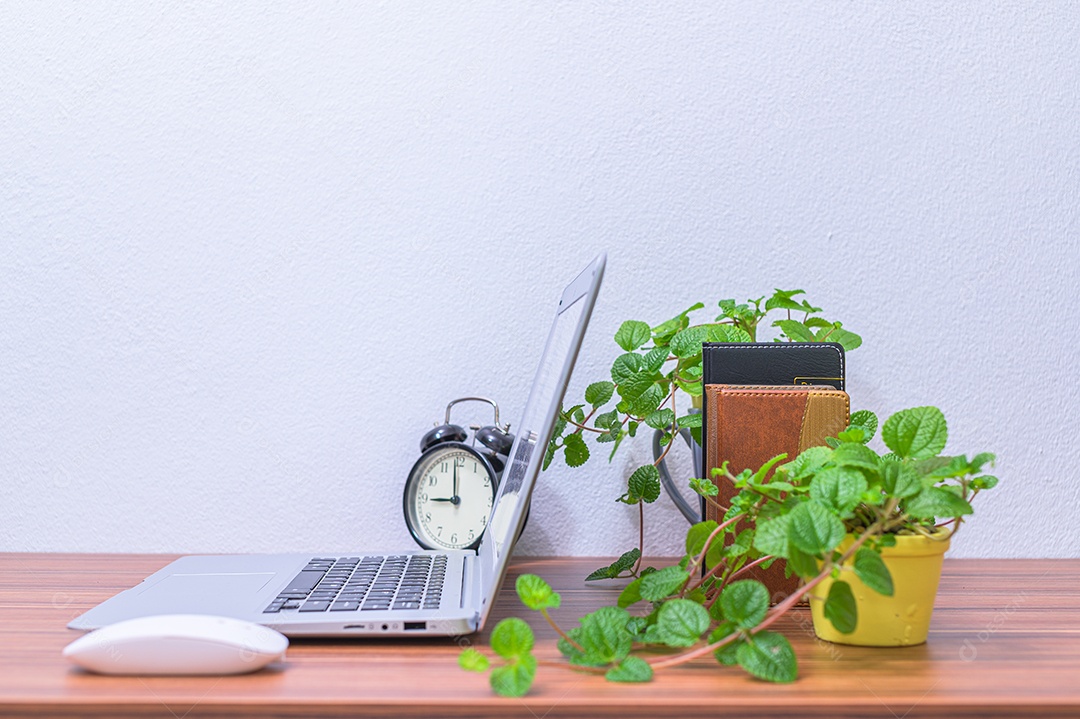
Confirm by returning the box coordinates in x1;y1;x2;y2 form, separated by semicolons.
283;570;327;595
330;601;361;611
300;600;331;612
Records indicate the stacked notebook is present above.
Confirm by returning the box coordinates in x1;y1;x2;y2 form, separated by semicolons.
702;343;848;602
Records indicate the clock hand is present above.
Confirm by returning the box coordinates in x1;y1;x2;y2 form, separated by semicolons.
452;462;460;502
429;497;461;504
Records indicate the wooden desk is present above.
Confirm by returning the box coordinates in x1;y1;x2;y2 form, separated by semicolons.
1;554;1078;718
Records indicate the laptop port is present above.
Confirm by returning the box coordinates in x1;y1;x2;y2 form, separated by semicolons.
404;621;426;631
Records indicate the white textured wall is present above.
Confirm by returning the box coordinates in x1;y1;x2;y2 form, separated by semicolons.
2;2;1077;560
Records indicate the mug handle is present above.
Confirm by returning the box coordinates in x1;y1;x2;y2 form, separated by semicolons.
652;426;703;524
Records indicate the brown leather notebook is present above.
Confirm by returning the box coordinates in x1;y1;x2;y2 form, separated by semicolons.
704;384;849;603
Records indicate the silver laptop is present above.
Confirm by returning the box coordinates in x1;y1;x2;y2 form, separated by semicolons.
69;254;605;637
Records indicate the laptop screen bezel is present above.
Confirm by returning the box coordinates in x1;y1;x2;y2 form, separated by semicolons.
473;253;605;628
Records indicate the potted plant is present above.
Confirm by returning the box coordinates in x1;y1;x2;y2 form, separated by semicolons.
543;290;862;580
459;405;998;696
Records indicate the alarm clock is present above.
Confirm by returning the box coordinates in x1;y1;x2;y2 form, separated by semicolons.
403;397;515;551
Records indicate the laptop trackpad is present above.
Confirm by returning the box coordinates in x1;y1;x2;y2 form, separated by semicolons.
136;573;276;614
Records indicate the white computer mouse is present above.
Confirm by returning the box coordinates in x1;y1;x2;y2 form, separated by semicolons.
63;614;288;676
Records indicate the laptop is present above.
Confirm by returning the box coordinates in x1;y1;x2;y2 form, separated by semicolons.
69;253;606;637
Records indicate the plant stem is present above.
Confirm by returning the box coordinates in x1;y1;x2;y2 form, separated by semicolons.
686;514;744;582
541;608;584;653
648;521;883;670
632;502;645;574
726;555;773;582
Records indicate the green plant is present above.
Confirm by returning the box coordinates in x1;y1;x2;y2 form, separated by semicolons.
543;290;862;580
462;405;998;695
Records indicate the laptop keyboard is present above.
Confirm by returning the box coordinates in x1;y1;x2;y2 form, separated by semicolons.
263;555;447;614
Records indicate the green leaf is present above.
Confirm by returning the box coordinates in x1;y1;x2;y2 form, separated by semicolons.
710;622;741;665
617;371;657;402
626;384;665;417
765;289;808;312
576;607;634;665
853;548;894;596
617;578;643;608
753;514;793;558
650;599;710;647
585;381;615;407
516;574;561;611
685;520;720;555
622;464;661;504
736;631;797;683
490;617;534;658
490;655;536;697
670;325;711;358
542;441;556;471
706;324;753;343
809;466;868;515
824;581;857;634
645;408;675;430
816;325;862;351
585;548;641;581
615;320;652;352
970;452;996;473
610;353;644;384
748;453;789;486
563;433;590;468
972;475;999;490
773;319;816;342
676;413;702;429
882;406;948;460
652;303;704;344
850;410;878;440
642;346;669;373
639;566;690;601
881;461;921;498
787;547;820;579
904;486;974;519
836;426;867;444
784;445;833;480
831;442;880;471
788;501;846;555
458;647;489;672
725;529;754;560
689;476;719;497
719;580;770;629
594;409;619;429
605;655;653;683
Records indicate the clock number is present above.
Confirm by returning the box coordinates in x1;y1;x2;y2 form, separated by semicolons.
437;526;443;536
428;475;437;486
455;456;466;467
451;533;458;545
425;512;431;522
419;491;427;503
468;530;475;541
480;514;487;526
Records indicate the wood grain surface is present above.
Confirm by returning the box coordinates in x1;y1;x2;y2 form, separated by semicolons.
1;553;1078;718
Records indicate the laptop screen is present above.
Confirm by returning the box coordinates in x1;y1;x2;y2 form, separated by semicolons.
474;254;605;623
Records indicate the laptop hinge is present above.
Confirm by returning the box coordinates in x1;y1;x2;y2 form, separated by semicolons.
460;553;479;610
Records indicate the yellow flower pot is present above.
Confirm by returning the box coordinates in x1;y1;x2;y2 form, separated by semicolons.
809;532;951;647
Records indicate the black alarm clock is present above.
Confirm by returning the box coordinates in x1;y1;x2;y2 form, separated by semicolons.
403;397;515;551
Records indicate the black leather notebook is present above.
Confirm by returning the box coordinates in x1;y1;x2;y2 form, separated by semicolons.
701;342;845;390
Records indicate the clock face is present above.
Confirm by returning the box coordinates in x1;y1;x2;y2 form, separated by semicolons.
404;445;496;551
